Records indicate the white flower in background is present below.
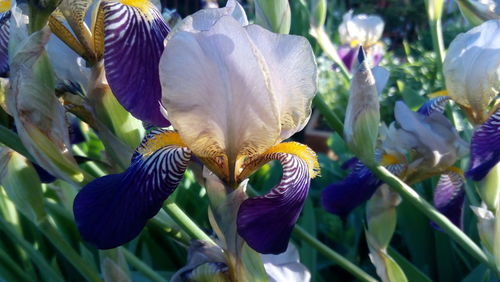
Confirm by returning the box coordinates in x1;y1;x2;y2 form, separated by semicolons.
443;20;500;124
337;10;385;71
339;10;384;47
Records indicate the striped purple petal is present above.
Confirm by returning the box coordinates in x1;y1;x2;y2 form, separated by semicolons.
73;129;191;249
417;96;450;116
321;159;382;216
433;170;465;229
237;153;311;254
102;1;170;126
466;108;500;181
0;11;10;77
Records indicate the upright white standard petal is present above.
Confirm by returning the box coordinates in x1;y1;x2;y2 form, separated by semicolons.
244;25;317;140
160;16;281;165
174;0;248;33
159;3;317;176
443;20;500;123
338;10;384;46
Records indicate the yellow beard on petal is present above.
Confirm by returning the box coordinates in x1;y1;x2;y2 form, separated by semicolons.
428;90;448;98
447;166;464;177
119;0;154;15
237;142;320;182
380;153;401;166
137;131;187;157
262;142;320;178
0;0;10;12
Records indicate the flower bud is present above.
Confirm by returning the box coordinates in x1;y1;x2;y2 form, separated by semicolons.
7;25;84;183
344;47;380;165
309;0;327;28
366;185;401;250
255;0;291;34
471;205;496;253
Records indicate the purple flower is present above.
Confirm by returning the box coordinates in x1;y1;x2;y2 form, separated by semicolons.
74;0;319;255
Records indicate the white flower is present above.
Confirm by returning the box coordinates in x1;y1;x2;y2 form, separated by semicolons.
338;10;384;46
443;20;500;123
159;0;318;181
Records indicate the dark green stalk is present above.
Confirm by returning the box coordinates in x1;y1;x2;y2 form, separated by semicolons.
121;248;168;282
293;226;378;282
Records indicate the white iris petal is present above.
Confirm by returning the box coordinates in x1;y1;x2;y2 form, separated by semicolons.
159;0;317;173
443;20;500;122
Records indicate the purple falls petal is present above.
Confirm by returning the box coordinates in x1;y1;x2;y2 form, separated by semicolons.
466;108;500;181
73;129;191;249
321;160;382;216
337;44;358;72
433;170;465;229
417;96;450;117
0;11;11;77
102;1;170;126
237;153;311;254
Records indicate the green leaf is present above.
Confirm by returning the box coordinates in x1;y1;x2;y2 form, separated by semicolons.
462;263;494;282
0;247;33;282
388;247;432;282
0;149;46;223
298;197;317;282
397;193;435;274
241;243;268;282
0;216;64;282
383;253;408;282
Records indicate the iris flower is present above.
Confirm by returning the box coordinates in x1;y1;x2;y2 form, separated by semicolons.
337;10;385;72
443;20;499;181
74;0;319;255
322;97;469;228
48;0;170;126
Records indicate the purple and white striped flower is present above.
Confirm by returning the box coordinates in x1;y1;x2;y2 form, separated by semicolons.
73;0;319;255
101;0;170;126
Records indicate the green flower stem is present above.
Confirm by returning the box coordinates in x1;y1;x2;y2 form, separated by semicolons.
309;26;351;82
314;95;496;272
0;217;64;282
121;248;168;282
150;216;191;246
312;96;344;136
429;20;445;66
37;218;102;282
424;0;445;70
163;202;215;245
293;225;378;282
367;165;496;273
